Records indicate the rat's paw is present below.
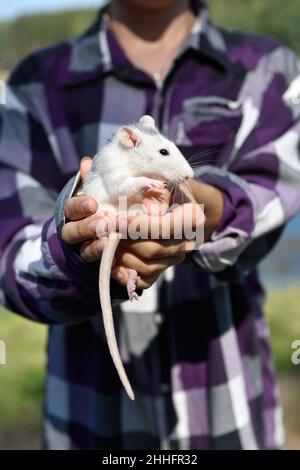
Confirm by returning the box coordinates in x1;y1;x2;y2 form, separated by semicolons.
121;176;166;195
128;290;139;302
142;178;166;190
126;268;139;302
127;281;139;302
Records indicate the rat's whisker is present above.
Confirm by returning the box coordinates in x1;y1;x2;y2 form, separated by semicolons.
182;179;194;197
174;181;179;205
188;156;217;167
189;160;217;168
189;147;220;159
187;148;220;165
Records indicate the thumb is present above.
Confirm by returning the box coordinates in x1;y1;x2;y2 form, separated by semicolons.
80;156;93;181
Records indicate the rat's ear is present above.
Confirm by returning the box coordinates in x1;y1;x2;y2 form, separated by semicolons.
139;115;156;128
118;127;140;148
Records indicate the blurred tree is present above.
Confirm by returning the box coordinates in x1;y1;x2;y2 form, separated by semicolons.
0;1;300;71
0;9;97;70
210;0;300;54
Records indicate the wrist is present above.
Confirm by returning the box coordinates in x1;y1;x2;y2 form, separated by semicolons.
188;179;224;241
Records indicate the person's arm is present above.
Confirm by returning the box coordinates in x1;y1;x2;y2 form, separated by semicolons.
185;179;224;241
0;56;127;325
189;45;300;278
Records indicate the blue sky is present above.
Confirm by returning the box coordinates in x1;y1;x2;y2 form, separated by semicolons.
0;0;106;22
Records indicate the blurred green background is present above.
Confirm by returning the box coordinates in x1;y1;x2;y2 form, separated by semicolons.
0;0;300;450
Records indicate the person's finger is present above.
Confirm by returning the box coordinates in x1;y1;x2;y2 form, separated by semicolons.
64;195;98;221
111;265;160;290
116;246;185;277
80;156;93;181
111;265;129;286
120;238;187;259
136;274;161;290
61;215;103;245
79;237;108;263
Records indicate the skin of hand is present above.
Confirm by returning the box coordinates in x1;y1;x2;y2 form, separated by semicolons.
62;157;222;290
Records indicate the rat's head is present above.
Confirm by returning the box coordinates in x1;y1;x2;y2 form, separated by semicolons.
115;115;194;183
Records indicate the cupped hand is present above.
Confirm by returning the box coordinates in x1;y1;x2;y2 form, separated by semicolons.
61;157;205;291
111;195;205;288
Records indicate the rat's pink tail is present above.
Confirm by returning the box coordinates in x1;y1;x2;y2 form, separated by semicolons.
99;231;135;401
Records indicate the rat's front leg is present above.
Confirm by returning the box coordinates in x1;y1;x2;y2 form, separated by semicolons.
119;177;166;197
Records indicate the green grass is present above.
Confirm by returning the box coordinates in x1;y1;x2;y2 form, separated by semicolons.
210;0;300;55
0;9;98;70
0;309;47;446
0;71;8;80
265;285;300;373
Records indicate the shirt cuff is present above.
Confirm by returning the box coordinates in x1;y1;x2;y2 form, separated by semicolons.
192;169;254;272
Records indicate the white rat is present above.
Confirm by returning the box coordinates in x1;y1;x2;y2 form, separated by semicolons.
83;115;194;400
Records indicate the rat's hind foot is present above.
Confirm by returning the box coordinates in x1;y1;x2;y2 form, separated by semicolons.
126;268;139;302
129;290;139;302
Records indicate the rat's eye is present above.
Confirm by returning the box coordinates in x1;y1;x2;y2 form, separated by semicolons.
159;148;169;156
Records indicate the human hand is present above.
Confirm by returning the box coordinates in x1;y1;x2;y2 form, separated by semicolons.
96;192;205;289
61;157;109;259
62;159;205;291
61;157;175;290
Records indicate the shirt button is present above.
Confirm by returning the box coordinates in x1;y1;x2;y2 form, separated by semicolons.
154;312;165;325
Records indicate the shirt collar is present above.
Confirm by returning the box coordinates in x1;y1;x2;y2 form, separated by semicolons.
179;3;229;71
58;0;229;87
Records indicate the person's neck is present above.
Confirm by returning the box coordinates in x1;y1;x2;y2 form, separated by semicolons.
108;0;193;42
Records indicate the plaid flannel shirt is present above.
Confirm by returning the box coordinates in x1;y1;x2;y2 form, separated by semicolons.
1;0;300;449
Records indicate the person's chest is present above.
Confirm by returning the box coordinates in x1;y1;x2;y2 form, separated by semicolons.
55;51;246;178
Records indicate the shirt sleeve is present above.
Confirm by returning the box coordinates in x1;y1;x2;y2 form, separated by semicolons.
192;45;300;277
0;57;128;324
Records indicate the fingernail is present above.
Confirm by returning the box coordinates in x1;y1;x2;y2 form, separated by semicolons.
96;219;109;237
89;219;98;233
112;271;123;281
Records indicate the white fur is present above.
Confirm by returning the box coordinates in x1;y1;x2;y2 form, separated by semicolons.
83;117;194;204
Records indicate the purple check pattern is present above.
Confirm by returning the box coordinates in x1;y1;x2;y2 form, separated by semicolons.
1;0;300;449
